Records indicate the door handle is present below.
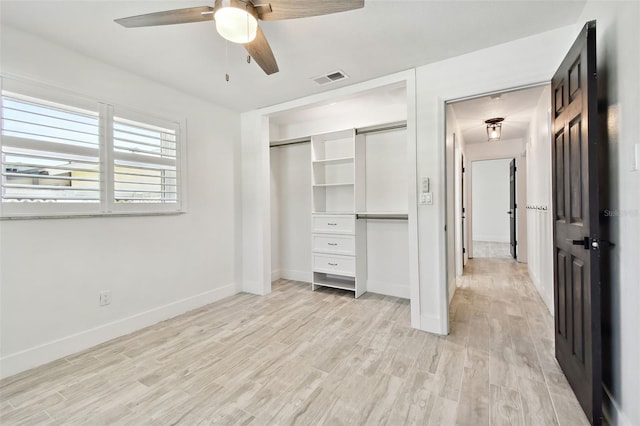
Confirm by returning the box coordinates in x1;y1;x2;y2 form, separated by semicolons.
566;237;615;250
569;237;590;250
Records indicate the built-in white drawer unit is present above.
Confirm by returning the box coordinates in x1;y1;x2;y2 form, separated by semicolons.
312;214;355;234
312;253;356;277
312;234;355;255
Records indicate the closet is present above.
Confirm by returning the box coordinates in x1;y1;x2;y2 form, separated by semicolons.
270;84;410;299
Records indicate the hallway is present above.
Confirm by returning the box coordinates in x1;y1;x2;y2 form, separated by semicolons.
452;257;589;425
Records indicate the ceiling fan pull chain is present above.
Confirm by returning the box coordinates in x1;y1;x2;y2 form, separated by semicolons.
225;40;230;82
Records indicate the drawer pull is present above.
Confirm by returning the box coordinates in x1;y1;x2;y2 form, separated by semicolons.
327;223;338;226
327;243;338;246
328;262;338;266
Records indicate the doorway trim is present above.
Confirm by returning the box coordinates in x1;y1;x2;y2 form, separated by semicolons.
441;81;552;334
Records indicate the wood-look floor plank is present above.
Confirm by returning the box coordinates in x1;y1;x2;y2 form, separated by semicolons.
519;376;560;426
0;260;587;426
490;384;524;426
456;348;490;426
428;395;459;426
549;391;590;426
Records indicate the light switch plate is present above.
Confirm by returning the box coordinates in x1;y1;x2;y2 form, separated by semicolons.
421;177;430;193
420;192;433;205
425;192;433;204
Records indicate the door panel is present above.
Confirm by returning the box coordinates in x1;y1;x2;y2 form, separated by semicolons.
552;21;601;425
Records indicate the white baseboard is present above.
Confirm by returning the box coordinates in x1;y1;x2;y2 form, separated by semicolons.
527;267;553;315
0;283;237;379
280;269;312;283
271;269;281;281
367;279;410;299
420;313;447;335
603;385;633;426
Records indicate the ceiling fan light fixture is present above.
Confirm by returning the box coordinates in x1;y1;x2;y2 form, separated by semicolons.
215;4;258;44
485;117;504;141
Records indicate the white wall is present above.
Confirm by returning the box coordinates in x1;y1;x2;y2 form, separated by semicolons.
270;142;312;283
576;2;640;425
471;159;512;243
445;104;465;301
270;146;281;280
272;95;407;141
0;26;240;378
364;129;410;298
525;85;554;313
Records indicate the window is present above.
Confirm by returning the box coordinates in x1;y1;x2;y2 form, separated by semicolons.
0;78;184;218
113;116;178;204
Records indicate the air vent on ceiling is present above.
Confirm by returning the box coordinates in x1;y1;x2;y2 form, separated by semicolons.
312;70;349;86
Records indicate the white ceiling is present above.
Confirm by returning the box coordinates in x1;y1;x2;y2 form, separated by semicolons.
0;1;586;112
449;85;547;145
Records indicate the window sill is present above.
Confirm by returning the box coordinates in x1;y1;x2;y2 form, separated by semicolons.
0;210;187;220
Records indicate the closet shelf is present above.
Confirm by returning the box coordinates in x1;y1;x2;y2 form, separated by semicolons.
312;156;354;164
313;183;354;187
312;273;356;292
356;212;408;220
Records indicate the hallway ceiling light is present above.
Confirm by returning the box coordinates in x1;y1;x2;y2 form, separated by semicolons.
485;117;504;141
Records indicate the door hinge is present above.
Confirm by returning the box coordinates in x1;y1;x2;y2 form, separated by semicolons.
463;248;466;254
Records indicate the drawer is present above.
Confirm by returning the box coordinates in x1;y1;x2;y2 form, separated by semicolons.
312;253;355;277
312;214;355;234
312;234;355;255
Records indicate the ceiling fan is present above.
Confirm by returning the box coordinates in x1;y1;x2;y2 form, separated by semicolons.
115;0;365;75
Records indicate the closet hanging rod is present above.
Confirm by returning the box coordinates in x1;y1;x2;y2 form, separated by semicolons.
269;120;408;148
269;137;311;148
356;213;409;220
355;121;407;135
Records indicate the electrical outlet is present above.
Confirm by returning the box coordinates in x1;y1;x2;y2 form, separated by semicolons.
99;291;112;306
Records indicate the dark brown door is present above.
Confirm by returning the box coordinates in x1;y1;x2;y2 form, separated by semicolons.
552;20;602;425
509;158;517;259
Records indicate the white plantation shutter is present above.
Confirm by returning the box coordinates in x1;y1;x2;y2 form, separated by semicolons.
0;77;185;218
1;92;102;215
111;114;180;210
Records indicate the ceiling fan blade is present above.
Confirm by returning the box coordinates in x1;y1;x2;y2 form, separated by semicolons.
257;0;364;21
244;26;279;75
115;6;214;28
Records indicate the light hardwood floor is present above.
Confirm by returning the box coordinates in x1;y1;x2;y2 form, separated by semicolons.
472;241;512;259
1;258;589;425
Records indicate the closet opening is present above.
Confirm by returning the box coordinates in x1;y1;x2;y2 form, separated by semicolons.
268;82;414;303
